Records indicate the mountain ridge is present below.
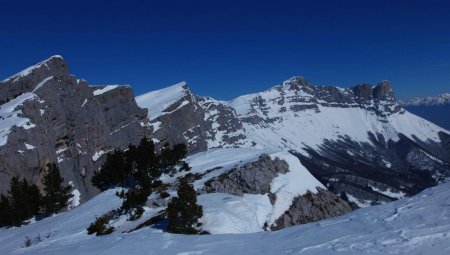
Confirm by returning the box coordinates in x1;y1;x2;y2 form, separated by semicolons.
1;55;449;214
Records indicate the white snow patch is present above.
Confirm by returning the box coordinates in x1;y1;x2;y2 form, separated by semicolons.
369;185;406;199
92;150;106;161
56;147;67;154
93;85;119;96
32;76;53;93
347;194;372;208
67;181;81;209
0;92;37;146
25;143;36;150
382;159;392;168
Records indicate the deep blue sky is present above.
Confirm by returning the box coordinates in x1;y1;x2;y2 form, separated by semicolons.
1;0;450;100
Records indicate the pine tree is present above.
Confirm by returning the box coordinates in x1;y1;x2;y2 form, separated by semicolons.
167;177;203;234
160;143;189;174
0;194;13;227
92;150;130;190
41;163;73;215
4;177;41;226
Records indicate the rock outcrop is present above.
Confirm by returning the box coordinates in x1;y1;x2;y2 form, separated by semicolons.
201;154;289;196
200;154;351;229
0;56;150;201
271;188;352;230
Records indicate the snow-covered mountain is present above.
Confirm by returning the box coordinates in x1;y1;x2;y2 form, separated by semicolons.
1;56;449;241
1;176;448;254
136;77;450;208
400;93;450;106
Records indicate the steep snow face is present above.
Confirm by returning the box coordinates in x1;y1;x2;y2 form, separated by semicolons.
1;180;449;254
136;82;189;120
227;78;448;152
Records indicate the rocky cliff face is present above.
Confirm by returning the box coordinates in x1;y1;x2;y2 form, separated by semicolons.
0;56;149;201
136;83;251;154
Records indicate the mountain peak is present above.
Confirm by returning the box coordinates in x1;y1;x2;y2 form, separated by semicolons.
373;80;395;100
351;80;395;101
1;55;68;84
282;76;311;90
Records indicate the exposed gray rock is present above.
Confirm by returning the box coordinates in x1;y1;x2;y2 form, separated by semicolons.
196;96;251;148
0;56;150;201
151;87;208;154
0;56;68;105
137;84;252;153
271;188;352;230
201;154;289;196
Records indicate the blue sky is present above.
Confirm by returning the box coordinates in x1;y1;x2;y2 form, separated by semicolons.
1;0;449;100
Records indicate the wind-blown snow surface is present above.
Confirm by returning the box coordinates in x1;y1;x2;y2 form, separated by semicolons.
135;82;187;120
1;182;449;254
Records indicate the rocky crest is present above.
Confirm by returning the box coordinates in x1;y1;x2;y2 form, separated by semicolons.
0;56;149;201
271;188;352;230
136;84;251;154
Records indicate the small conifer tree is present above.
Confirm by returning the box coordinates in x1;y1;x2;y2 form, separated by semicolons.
1;177;41;226
167;177;203;234
41;163;73;215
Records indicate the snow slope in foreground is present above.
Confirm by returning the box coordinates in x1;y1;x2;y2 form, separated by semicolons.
1;181;449;254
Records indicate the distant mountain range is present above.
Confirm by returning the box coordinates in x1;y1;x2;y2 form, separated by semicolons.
400;93;450;106
400;93;450;130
